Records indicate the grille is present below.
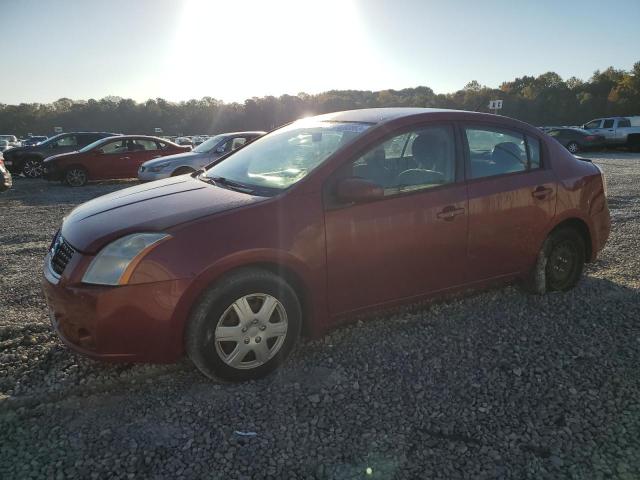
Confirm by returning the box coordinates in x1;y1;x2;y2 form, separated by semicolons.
50;235;76;276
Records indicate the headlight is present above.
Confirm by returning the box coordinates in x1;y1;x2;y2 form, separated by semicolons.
149;162;171;173
82;233;170;285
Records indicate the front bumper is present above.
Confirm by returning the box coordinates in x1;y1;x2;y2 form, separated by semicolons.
42;252;191;363
138;169;172;182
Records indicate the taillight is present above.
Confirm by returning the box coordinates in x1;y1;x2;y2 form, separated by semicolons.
585;135;597;141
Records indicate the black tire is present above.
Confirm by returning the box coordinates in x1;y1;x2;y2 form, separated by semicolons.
64;167;88;187
185;268;302;381
22;157;44;178
171;167;195;176
566;141;579;154
522;227;585;294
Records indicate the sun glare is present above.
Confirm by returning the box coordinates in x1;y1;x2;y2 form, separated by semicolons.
164;0;372;102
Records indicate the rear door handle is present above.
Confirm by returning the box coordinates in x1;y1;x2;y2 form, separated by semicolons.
437;206;465;221
532;186;553;199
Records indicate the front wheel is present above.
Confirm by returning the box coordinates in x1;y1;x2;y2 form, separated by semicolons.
22;158;44;178
566;141;579;154
65;167;88;187
171;166;196;176
185;268;302;381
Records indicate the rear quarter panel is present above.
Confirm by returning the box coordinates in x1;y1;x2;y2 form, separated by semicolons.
546;140;610;259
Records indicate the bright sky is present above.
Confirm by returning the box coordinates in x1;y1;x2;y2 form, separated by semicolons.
2;0;639;104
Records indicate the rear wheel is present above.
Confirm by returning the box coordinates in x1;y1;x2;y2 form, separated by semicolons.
566;141;579;154
545;228;585;291
522;227;586;293
185;268;301;381
22;158;43;178
65;167;88;187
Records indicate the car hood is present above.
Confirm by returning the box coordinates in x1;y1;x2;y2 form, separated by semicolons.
61;175;267;253
142;151;209;168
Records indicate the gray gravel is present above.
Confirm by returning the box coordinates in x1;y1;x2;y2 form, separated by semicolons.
1;154;639;479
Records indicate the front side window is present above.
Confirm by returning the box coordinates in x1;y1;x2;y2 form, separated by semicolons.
348;125;456;195
602;119;614;129
584;120;602;129
465;127;535;179
205;120;371;191
618;119;631;128
231;137;247;150
100;139;128;154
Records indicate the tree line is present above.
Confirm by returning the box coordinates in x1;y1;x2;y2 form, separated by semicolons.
1;62;639;137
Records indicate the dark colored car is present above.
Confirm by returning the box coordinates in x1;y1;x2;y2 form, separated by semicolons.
43;108;610;381
3;132;119;178
546;128;605;154
21;136;48;147
43;135;190;186
0;155;12;192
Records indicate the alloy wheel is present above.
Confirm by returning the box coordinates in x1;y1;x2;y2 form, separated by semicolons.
567;142;579;154
66;169;87;187
22;159;43;178
214;293;288;370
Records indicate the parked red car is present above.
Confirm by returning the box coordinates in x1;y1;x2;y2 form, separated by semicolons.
43;135;190;186
42;108;610;381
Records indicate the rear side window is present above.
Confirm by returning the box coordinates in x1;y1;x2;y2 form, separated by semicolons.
526;135;541;169
54;135;78;147
132;139;159;151
603;119;614;129
465;127;540;179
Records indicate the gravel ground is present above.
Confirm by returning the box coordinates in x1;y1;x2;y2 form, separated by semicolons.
1;153;639;479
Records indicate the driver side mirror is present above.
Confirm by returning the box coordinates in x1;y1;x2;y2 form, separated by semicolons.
335;177;384;204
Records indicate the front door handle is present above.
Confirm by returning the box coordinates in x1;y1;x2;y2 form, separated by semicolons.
532;186;553;199
120;156;130;160
437;206;465;221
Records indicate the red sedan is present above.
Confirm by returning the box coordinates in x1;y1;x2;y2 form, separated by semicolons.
43;135;190;186
42;108;610;381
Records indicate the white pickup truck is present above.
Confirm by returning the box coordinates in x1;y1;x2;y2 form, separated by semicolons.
582;116;640;150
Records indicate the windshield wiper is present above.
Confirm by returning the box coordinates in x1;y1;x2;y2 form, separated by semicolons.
199;174;255;194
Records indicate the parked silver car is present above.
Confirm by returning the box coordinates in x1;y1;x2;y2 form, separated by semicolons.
138;131;265;181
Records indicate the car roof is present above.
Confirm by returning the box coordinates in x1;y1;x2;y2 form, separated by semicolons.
217;131;266;136
308;107;506;125
98;135;172;142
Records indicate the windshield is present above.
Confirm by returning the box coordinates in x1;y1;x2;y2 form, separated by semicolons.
79;138;108;153
204;120;372;191
0;135;16;142
193;134;226;153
